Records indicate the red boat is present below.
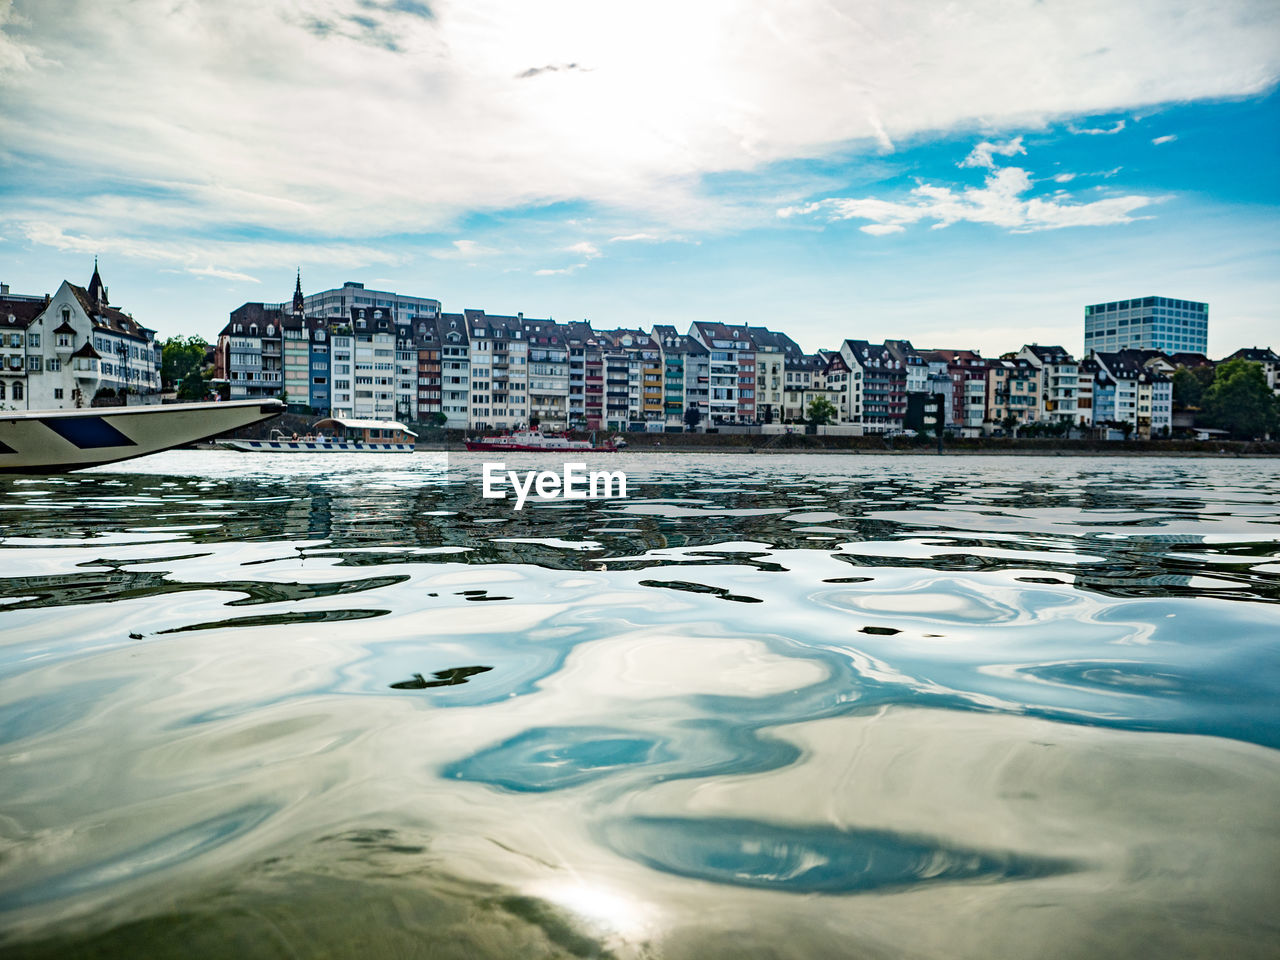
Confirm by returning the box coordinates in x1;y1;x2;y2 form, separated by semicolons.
463;429;624;453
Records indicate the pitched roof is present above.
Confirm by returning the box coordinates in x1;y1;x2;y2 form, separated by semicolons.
1022;343;1074;362
70;341;101;359
1;297;46;328
1225;346;1280;364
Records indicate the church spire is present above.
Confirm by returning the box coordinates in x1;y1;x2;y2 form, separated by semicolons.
292;268;305;315
88;256;107;306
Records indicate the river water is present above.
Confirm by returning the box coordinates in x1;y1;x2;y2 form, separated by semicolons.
1;452;1277;959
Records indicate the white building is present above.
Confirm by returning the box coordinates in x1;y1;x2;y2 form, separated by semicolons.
0;266;161;410
1016;344;1080;427
331;306;397;420
438;313;470;428
295;281;440;324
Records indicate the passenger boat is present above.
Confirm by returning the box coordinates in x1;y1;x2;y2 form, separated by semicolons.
463;429;624;453
0;399;284;474
216;417;417;453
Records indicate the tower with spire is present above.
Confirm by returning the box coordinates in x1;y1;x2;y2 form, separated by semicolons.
87;257;108;307
292;269;305;316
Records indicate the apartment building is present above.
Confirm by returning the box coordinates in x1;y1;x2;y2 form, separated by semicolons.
690;322;758;424
1016;344;1079;427
523;317;571;431
984;358;1039;432
1090;350;1173;438
437;313;470;428
465;311;529;430
840;340;907;433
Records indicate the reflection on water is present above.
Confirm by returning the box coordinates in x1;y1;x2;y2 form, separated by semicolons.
1;451;1279;958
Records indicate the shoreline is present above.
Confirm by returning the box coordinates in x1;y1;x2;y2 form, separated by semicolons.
409;444;1277;457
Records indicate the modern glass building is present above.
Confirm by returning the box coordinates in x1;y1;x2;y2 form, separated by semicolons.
1084;297;1208;355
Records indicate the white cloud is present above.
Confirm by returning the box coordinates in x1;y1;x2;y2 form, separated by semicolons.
189;265;262;283
566;241;601;258
1152;134;1179;145
3;0;1277;251
1053;173;1077;183
608;233;660;242
960;136;1026;169
21;222;401;272
0;3;49;76
860;224;905;236
535;263;587;276
430;239;501;259
1069;119;1127;135
781;165;1163;234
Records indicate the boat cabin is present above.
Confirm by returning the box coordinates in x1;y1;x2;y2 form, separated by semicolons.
313;418;417;445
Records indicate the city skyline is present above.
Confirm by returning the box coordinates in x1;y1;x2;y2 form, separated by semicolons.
2;0;1278;356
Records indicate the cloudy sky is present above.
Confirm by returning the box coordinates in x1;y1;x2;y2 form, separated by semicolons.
1;0;1277;356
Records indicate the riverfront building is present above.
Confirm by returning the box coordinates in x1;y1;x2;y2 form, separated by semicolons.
1;266;162;411
1084;297;1208;355
1016;344;1080;427
1087;350;1174;438
293;281;440;325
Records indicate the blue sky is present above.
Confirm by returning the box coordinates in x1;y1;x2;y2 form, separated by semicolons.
1;0;1278;357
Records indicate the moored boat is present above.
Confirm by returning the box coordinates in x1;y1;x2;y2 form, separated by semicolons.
217;417;417;453
463;429;624;453
0;399;285;474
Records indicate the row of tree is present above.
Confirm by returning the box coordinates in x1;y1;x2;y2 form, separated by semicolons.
160;335;212;400
1173;359;1278;440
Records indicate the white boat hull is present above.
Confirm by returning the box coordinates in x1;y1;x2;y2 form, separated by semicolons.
0;400;285;474
216;438;415;454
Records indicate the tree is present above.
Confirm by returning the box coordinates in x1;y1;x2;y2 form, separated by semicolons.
161;335;208;390
177;370;206;400
1171;367;1205;411
683;405;702;429
427;412;448;427
1000;413;1019;437
1202;359;1279;439
806;397;838;426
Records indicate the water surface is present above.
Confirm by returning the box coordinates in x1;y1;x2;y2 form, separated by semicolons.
1;452;1278;958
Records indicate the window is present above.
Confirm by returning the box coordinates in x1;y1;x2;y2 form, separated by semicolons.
13;382;22;400
27;333;40;348
54;388;63;399
47;358;60;372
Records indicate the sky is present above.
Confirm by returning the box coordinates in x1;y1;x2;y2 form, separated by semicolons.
1;0;1278;357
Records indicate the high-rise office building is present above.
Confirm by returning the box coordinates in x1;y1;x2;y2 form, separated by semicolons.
288;281;440;323
1084;296;1208;355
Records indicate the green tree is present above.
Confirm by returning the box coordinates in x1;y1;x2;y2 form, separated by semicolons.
806;397;838;426
1202;359;1279;439
161;335;208;390
1000;413;1019;437
1171;367;1203;410
176;370;207;400
683;405;702;429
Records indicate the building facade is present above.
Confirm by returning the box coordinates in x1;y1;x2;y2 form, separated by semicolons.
1084;297;1208;355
